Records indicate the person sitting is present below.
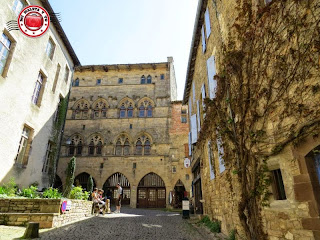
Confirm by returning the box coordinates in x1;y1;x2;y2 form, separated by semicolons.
97;189;106;214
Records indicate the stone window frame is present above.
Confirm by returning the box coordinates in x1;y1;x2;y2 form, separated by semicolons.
45;37;56;60
140;75;146;84
146;75;152;84
31;71;47;107
72;99;90;119
74;78;80;87
87;134;103;156
64;65;70;83
52;63;61;93
114;135;131;156
118;98;135;118
92;98;109;119
12;0;26;15
68;134;84;156
15;124;34;168
291;135;320;233
135;135;152;156
0;30;17;78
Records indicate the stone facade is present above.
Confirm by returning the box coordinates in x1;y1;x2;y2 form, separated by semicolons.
183;0;320;239
0;199;92;228
57;58;191;208
0;0;80;189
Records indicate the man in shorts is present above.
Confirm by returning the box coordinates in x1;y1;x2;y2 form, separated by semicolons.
115;183;123;213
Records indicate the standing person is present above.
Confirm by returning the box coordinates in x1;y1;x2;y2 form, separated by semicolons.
115;183;123;213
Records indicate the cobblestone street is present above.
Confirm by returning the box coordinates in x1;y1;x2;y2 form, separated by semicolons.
0;208;218;240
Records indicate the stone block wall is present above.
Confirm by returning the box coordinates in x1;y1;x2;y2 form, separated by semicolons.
0;199;92;229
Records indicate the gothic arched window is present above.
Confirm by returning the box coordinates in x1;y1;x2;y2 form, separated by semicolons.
116;140;122;155
127;105;133;118
144;139;151;155
147;105;152;117
141;75;145;84
139;105;145;117
72;100;89;119
136;140;143;155
120;105;126;118
124;139;130;156
147;75;152;84
88;141;95;155
68;135;83;156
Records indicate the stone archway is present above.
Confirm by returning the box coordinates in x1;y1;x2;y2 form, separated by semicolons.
74;172;96;191
103;172;131;205
137;172;166;208
173;179;186;209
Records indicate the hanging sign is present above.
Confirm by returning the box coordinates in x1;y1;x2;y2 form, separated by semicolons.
184;158;191;168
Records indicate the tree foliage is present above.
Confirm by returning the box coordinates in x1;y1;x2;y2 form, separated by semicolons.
63;157;76;198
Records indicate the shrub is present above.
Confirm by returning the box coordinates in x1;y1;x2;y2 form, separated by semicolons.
199;216;221;233
228;229;236;240
20;186;38;198
43;187;62;199
69;186;89;200
0;178;17;197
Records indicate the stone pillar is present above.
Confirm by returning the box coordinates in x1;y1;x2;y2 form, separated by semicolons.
130;185;137;208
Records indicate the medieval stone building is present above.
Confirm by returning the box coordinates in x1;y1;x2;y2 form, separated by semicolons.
0;0;80;189
184;0;320;239
57;57;192;208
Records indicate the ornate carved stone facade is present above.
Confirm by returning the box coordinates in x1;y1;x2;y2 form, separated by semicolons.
57;57;191;208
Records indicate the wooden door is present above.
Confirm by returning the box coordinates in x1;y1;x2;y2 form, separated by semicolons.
138;189;147;208
148;189;157;208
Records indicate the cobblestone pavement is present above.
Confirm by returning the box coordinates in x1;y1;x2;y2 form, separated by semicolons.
36;208;211;240
0;208;220;240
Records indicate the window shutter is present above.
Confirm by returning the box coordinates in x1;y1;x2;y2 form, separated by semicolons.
191;114;198;144
201;84;206;109
188;96;192;118
201;25;206;53
206;56;217;99
192;82;196;103
197;101;201;132
216;132;225;173
205;8;211;38
208;141;215;180
188;132;192;155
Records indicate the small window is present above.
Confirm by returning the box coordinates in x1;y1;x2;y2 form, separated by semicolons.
129;124;133;129
186;174;189;180
15;126;32;166
64;66;70;83
118;78;123;84
74;78;80;87
160;74;165;80
172;166;177;173
181;117;187;123
147;105;152;117
144;139;151;155
141;75;145;84
147;75;152;84
120;105;126;118
12;0;25;15
181;109;187;114
42;142;53;173
96;79;101;85
139;105;145;117
0;33;12;76
52;64;61;93
31;72;45;106
88;141;95;155
82;125;85;130
46;38;55;60
127;106;133;118
271;169;287;200
136;140;142;155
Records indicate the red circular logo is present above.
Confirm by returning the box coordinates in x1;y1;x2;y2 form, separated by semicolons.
18;5;50;38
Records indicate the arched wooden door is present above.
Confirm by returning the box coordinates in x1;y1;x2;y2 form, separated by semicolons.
103;172;131;205
74;172;96;191
137;173;166;208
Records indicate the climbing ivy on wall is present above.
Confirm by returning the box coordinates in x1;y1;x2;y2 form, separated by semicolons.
199;0;320;239
63;156;76;198
48;95;69;187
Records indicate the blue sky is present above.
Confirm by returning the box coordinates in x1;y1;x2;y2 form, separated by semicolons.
50;0;198;100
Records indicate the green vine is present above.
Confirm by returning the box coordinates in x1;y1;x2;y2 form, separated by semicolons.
63;156;76;198
197;0;320;239
48;95;69;186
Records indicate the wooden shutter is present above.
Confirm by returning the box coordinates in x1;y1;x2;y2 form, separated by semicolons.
201;25;206;52
197;101;201;132
206;56;217;99
216;132;225;173
205;8;211;38
191;114;198;144
188;132;192;155
207;141;215;180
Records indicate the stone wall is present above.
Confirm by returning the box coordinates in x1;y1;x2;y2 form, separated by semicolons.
0;199;92;229
0;0;78;189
